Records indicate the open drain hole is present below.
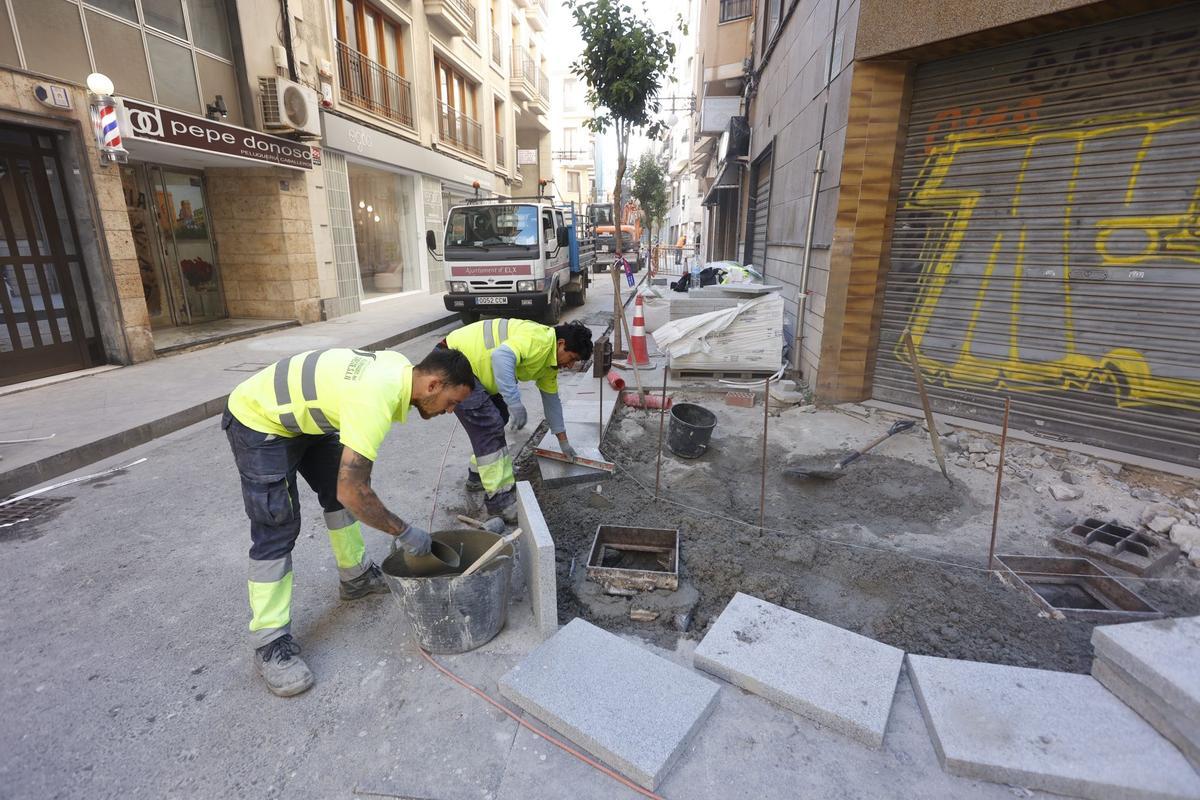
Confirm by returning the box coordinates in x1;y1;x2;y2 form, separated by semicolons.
995;554;1160;622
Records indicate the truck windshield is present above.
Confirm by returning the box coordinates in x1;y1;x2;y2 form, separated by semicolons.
588;206;614;227
445;205;540;260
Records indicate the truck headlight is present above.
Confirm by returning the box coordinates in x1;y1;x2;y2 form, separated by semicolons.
516;280;536;292
450;282;468;293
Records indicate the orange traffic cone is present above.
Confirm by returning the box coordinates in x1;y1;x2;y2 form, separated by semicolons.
628;294;652;366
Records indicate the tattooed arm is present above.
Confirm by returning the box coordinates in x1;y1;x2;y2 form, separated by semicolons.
336;448;409;536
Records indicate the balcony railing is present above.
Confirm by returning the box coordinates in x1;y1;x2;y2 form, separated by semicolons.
336;41;414;128
491;30;502;66
447;0;478;34
537;70;549;100
437;100;483;157
719;0;751;22
496;133;505;166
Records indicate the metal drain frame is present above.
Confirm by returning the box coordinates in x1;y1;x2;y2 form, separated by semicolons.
586;525;680;592
0;496;66;527
1052;517;1179;576
995;553;1162;623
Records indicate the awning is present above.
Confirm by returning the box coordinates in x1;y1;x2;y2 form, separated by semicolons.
702;160;741;206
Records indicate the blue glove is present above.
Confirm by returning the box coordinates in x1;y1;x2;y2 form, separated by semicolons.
396;524;431;556
508;404;528;431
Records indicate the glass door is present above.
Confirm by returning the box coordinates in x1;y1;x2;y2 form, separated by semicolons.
149;167;224;325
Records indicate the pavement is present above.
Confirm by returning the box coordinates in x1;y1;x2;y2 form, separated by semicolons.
0;292;458;499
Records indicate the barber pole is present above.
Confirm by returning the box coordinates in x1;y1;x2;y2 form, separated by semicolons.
628;294;651;366
90;97;128;164
99;104;122;149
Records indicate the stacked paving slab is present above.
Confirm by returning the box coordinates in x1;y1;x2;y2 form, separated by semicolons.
1092;616;1200;771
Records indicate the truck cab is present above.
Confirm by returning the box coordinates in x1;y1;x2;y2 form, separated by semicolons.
587;202;643;273
433;199;592;324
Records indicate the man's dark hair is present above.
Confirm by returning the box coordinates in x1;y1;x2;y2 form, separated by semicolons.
555;321;594;361
415;347;475;389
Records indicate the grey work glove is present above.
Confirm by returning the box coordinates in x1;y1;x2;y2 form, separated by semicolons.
559;440;578;460
507;404;528;431
395;523;432;556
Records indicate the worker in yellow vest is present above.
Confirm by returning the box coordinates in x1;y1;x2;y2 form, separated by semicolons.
223;347;474;697
443;320;594;521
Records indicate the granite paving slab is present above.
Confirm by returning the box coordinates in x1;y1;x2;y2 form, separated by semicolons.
1092;616;1200;722
908;654;1200;800
514;480;558;639
1093;654;1200;770
693;592;903;747
498;618;720;790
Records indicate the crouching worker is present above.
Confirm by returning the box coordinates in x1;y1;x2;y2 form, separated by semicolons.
444;319;594;522
223;347;475;696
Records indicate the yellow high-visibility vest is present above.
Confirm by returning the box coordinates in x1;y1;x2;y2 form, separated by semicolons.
445;319;558;396
227;349;412;461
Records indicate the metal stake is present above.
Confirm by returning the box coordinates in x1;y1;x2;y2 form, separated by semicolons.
760;376;771;530
987;396;1012;571
655;358;669;499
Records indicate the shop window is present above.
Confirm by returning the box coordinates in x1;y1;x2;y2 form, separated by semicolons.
10;0;92;81
347;162;421;297
86;9;154;101
147;35;200;111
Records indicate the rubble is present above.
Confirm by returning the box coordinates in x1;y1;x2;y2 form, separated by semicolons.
1050;484;1083;502
968;439;991;454
1096;459;1123;476
1170;524;1200;564
1147;516;1178;535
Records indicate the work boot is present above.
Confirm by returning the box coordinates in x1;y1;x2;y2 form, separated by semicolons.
498;503;518;526
255;634;314;697
464;470;483;492
339;562;388;601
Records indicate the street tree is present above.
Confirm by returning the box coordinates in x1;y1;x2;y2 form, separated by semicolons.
631;152;668;252
567;0;676;352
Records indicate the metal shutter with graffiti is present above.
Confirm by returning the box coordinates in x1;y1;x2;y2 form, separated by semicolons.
872;5;1200;467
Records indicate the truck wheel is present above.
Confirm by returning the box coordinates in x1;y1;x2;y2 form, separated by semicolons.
459;310;480;324
566;281;586;307
542;285;563;324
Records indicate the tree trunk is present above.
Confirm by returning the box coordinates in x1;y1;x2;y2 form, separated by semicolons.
611;140;627;355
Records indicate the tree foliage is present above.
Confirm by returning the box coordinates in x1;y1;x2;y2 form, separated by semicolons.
631;152;668;241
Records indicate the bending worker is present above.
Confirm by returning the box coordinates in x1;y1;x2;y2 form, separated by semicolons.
444;319;594;522
223;347;475;697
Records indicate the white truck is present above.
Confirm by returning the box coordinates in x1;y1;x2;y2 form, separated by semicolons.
427;198;593;325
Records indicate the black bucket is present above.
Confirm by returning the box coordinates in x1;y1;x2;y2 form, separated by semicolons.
667;402;717;458
380;529;513;654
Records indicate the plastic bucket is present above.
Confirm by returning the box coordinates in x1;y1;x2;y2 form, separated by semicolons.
667;402;717;458
380;529;513;654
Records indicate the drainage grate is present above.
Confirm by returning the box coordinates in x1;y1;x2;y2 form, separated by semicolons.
586;525;680;592
224;362;272;373
1052;517;1179;576
0;496;67;527
995;554;1161;623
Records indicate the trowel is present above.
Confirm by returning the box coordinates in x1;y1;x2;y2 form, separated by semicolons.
784;420;916;481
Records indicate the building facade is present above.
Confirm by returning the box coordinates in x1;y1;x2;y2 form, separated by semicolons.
0;0;553;388
549;68;595;206
695;0;1200;468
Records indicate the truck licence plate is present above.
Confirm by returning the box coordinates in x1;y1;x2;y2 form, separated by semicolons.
600;245;609;252
476;296;507;305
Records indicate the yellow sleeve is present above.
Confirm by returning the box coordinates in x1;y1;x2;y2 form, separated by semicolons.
337;393;395;462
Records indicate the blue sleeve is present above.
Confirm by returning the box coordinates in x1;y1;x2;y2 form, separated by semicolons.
540;390;565;435
490;346;523;408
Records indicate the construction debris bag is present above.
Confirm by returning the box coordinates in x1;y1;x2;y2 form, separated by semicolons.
653;292;784;371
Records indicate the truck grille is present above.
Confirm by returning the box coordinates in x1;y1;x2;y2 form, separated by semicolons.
469;279;515;291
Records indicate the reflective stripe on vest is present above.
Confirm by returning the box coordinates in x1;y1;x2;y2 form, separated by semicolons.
482;318;511;351
272;351;337;434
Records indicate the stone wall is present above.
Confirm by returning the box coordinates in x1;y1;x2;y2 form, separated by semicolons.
206;167;321;323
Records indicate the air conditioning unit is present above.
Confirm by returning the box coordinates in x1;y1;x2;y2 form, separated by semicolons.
259;76;321;138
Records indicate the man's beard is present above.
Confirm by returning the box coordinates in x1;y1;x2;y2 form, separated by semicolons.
416;399;443;419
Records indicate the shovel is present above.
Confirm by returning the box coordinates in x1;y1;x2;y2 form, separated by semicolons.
785;420;916;481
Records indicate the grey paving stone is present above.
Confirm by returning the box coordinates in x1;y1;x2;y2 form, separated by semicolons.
1093;655;1200;771
1092;616;1200;722
497;618;720;790
908;654;1200;800
514;480;557;640
692;592;903;747
537;370;619;487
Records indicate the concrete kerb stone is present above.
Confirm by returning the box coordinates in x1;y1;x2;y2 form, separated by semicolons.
497;618;720;791
514;480;558;639
907;654;1200;800
1091;616;1200;723
693;593;904;748
1092;655;1200;770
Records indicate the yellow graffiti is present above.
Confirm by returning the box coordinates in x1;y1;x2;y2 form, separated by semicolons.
902;110;1200;411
